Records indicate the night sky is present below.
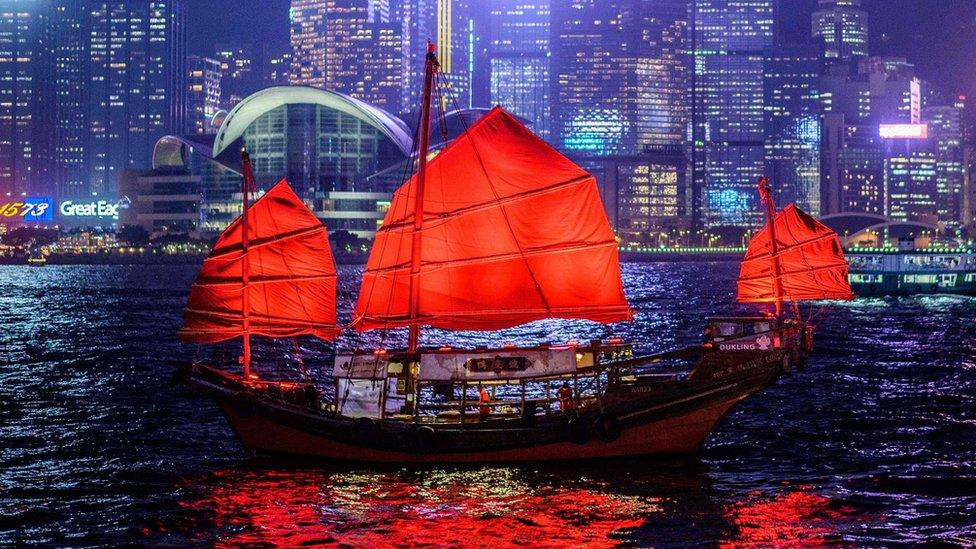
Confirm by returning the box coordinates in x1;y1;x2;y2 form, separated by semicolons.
186;0;976;109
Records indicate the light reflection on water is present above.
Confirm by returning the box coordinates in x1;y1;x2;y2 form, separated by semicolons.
1;263;975;545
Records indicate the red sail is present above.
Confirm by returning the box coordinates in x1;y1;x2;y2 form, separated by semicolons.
353;107;632;332
180;180;340;343
737;203;854;303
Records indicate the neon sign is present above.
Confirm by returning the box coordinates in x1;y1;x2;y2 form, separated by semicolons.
59;200;120;220
879;124;928;139
0;197;54;222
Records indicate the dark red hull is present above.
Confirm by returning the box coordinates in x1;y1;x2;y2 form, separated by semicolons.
189;346;793;463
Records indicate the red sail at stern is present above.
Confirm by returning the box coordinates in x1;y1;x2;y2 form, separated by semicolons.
353;107;632;332
737;203;854;303
180;180;340;343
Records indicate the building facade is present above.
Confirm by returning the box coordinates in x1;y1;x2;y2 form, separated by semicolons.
187;56;222;135
155;87;412;237
763;45;822;214
693;0;776;227
552;0;689;157
85;0;187;196
401;0;473;111
488;0;550;139
811;0;868;62
0;1;54;196
923;100;967;226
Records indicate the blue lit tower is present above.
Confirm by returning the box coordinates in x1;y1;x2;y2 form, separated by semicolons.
551;0;689;156
86;0;186;196
692;0;776;228
0;1;54;197
812;0;868;63
488;0;550;139
52;0;88;199
763;45;823;215
401;0;474;111
290;0;403;113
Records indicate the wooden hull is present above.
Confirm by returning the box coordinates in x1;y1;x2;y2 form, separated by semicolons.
189;347;791;463
216;393;747;462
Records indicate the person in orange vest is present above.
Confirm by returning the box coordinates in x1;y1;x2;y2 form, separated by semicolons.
557;382;575;412
478;384;491;420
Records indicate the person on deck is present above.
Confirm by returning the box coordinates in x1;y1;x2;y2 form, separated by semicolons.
557;382;575;412
478;385;491;420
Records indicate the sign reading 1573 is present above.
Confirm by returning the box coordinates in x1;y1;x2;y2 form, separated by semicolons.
0;198;55;222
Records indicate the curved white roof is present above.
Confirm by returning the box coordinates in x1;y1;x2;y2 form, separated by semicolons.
212;86;412;156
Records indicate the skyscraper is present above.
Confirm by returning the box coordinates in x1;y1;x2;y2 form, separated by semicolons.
87;0;187;195
289;0;403;113
187;56;222;135
551;0;689;156
693;0;776;227
289;0;328;88
401;0;473;112
812;0;868;62
0;1;54;196
488;0;550;138
214;42;259;107
53;0;88;199
924;98;967;226
763;45;822;214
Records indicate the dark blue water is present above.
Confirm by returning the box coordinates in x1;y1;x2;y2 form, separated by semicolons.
1;263;975;546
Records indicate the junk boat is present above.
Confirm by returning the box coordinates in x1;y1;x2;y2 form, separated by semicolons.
178;45;854;463
846;237;976;296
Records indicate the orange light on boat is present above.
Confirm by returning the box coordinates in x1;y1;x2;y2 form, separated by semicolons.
567;339;580;346
438;345;452;352
374;348;388;355
502;342;516;348
608;337;624;345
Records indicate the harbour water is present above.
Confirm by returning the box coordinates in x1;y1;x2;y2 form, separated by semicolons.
1;263;975;545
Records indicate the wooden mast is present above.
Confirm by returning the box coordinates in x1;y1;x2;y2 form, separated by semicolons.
758;176;784;317
407;42;439;354
241;150;255;379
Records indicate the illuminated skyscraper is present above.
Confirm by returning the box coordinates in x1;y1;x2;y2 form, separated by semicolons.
290;0;402;113
763;45;822;215
214;43;259;106
885;151;938;223
551;0;689;156
812;0;868;62
187;56;222;135
86;0;187;195
924;99;967;226
693;0;775;228
53;0;88;198
0;1;54;196
289;0;328;88
488;0;550;139
401;0;473;111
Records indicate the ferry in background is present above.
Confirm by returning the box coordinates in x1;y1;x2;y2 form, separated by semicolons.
846;238;976;296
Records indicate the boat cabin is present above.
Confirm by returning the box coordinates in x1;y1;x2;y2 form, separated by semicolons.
332;340;633;423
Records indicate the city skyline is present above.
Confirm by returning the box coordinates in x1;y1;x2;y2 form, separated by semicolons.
2;0;976;238
186;0;976;119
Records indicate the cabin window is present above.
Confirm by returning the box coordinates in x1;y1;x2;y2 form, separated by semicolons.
850;274;883;283
965;273;976;282
939;274;957;287
903;274;937;284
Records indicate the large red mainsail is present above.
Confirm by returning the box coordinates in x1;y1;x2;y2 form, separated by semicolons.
180;180;340;343
353;106;632;332
737;203;854;303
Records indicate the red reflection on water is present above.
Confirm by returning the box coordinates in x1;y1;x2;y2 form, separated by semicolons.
721;489;855;547
172;469;654;547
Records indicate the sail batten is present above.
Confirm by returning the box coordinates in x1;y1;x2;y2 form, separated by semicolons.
180;179;340;344
737;203;854;303
353;107;632;332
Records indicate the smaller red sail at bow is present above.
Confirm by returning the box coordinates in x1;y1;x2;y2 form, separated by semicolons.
737;203;854;303
180;180;340;343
